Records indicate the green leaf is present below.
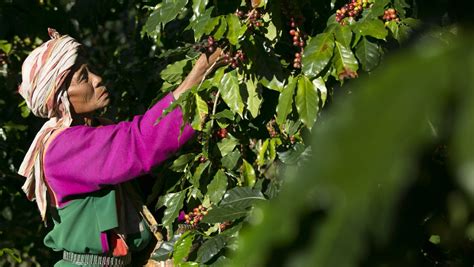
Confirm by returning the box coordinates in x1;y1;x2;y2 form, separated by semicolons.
207;169;228;204
212;67;226;87
197;235;227;263
158;191;187;229
246;78;262;119
0;40;12;54
187;7;214;41
201;205;250;223
221;70;244;117
144;0;188;36
217;137;238;157
353;19;388;40
386;20;399;40
213;109;234;120
151;234;180;261
365;0;390;19
333;41;359;80
257;139;270;166
220;187;265;208
158;0;188;25
312;77;328;107
241;159;256;187
394;0;409;17
192;161;210;187
160;59;190;83
355;37;381;72
221;150;241;170
226;14;247;45
261;76;285;92
302;33;335;78
202;187;265;223
0;248;21;263
190;0;209;22
276;76;297;126
264;13;279;42
295;76;319;130
203;17;222;36
191;93;208;131
332;24;353;47
173;231;195;265
170;153;196;172
214;16;228;40
269;138;281;161
277;143;309;165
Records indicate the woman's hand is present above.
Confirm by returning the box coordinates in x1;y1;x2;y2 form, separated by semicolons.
172;48;224;100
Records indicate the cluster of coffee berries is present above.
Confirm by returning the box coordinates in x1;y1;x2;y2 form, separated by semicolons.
222;50;245;69
382;8;399;23
178;205;208;226
290;30;304;68
216;128;228;139
219;221;232;231
236;8;263;28
266;119;278;138
335;0;370;25
193;36;218;53
281;0;304;27
289;20;306;69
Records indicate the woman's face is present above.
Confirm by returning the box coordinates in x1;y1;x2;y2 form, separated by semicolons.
67;59;110;115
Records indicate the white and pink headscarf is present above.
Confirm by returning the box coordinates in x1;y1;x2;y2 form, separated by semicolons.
18;28;81;221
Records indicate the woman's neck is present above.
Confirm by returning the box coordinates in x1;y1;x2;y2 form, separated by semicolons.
70;114;95;126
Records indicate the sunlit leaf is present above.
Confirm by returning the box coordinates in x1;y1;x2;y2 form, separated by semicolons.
221;150;241;170
246;78;262;119
173;231;195;265
191;0;209;22
191;93;208;131
160;59;190;83
226;14;247;45
257;139;270;166
241;159;256;187
221;70;244;117
220;187;265;208
158;191;187;229
170;153;196;172
276;76;297;126
312;77;328;107
207;169;228;204
302;33;335;78
218;137;238;157
187;7;214;41
295;75;319;130
333;41;359;80
214;16;228;40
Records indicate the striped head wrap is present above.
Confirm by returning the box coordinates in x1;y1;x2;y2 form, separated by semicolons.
18;28;81;221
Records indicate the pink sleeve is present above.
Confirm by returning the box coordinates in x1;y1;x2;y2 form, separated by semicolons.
44;93;195;205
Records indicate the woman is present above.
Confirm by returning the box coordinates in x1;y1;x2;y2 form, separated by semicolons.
18;28;221;266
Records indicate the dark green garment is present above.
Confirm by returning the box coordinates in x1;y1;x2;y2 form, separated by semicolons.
44;188;152;267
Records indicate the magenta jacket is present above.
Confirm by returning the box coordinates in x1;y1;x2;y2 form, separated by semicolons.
43;93;194;206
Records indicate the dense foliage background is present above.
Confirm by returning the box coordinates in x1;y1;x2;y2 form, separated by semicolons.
0;0;473;266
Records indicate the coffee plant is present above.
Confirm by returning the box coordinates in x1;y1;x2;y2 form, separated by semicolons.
141;0;420;264
2;0;472;266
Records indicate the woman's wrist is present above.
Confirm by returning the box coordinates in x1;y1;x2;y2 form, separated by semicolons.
172;49;223;100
